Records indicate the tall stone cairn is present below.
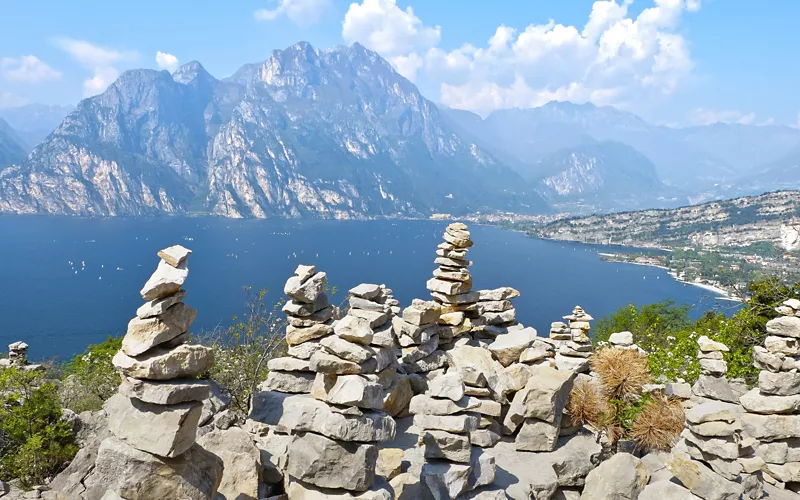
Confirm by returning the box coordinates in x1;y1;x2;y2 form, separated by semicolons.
262;265;333;394
410;371;499;499
668;336;764;499
99;245;222;498
740;299;800;490
427;223;479;349
553;306;594;373
280;281;398;497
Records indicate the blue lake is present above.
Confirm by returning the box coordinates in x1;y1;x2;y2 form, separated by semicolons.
0;217;731;361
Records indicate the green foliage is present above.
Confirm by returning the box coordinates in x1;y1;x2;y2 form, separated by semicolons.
202;287;288;412
609;393;651;433
60;336;122;413
0;367;78;487
595;277;800;385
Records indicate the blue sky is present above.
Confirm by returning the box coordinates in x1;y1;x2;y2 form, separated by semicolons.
1;0;798;126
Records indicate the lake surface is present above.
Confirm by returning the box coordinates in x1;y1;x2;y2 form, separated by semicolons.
0;217;731;361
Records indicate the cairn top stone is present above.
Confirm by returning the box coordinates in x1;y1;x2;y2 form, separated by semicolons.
285;271;327;304
697;335;729;352
447;222;468;231
563;306;593;321
608;331;634;346
349;283;382;300
782;298;800;310
157;245;192;268
295;265;317;282
9;341;28;351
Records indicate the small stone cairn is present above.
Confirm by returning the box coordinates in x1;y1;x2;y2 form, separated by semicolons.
553;306;594;373
283;281;398;497
0;341;41;370
409;371;498;498
472;287;523;345
739;299;800;490
668;336;764;499
263;265;333;394
427;223;479;349
393;298;447;394
102;245;220;494
691;335;747;405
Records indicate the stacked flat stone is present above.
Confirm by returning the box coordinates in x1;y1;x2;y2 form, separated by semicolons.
553;306;594;373
264;265;333;394
690;335;747;405
103;245;220;495
472;287;522;344
669;336;764;500
7;341;27;365
410;371;498;499
275;282;399;498
739;300;800;490
394;299;448;394
427;223;479;348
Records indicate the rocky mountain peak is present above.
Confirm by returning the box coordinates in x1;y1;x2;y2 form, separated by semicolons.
172;61;216;86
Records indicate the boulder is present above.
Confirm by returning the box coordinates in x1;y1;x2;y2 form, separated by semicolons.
420;430;472;463
740;388;800;414
284;271;327;303
377;449;404;481
515;418;560;452
105;394;201;458
764;335;800;355
741;413;800;441
428;373;465;402
312;373;384;410
487;328;539;366
140;260;188;300
119;377;210;405
136;290;186;319
336;315;375;345
249;391;396;442
112;344;213;380
666;455;742;500
691;375;738;403
505;366;575;430
580;453;649;500
767;316;800;338
759;370;800;396
196;427;261;500
287;432;377;491
81;436;222;500
503;364;534;392
262;370;315;393
608;331;634;346
422;461;472;500
383;375;413;417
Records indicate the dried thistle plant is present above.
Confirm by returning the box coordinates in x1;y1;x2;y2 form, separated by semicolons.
591;347;652;401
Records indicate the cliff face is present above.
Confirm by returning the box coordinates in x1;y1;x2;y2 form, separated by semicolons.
0;43;545;218
538;190;800;250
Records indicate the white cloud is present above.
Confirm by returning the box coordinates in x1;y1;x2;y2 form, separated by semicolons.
342;0;440;61
155;51;180;72
0;91;29;109
342;0;701;115
690;108;756;125
1;55;61;83
54;38;138;97
255;0;331;26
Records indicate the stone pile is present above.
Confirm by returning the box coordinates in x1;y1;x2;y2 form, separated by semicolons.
263;265;333;394
393;299;448;394
100;245;221;497
668;336;764;499
472;287;523;344
409;371;498;498
427;223;479;349
739;300;800;490
254;281;399;497
691;335;746;404
0;341;41;370
551;306;594;373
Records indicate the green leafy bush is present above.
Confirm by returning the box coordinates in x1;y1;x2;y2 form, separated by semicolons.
202;287;288;412
60;336;122;413
0;367;78;487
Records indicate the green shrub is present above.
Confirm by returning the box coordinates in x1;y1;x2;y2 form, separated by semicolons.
60;336;122;413
0;367;78;487
202;287;288;412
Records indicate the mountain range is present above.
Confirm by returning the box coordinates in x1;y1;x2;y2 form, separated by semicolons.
0;41;798;218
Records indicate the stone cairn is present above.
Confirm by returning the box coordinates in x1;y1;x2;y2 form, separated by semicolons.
409;370;498;499
263;265;333;394
427;223;479;349
552;306;594;373
668;335;764;499
100;245;221;495
739;299;800;490
394;299;448;395
472;287;522;346
282;278;398;497
0;341;39;370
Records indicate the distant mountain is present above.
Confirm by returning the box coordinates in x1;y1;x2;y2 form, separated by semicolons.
0;42;545;218
0;104;74;150
530;141;677;212
0;118;26;167
538;190;800;251
443;102;800;192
